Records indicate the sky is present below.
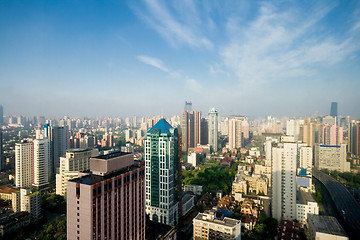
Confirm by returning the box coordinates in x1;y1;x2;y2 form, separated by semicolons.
0;0;359;118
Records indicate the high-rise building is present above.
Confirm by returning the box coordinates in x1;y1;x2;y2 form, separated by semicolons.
32;139;50;189
208;108;218;152
12;188;41;221
181;110;201;152
145;119;180;226
184;101;192;112
0;104;3;125
56;148;98;196
298;145;312;169
67;152;145;240
314;144;350;172
200;118;208;145
330;102;338;117
15;141;33;188
271;137;297;221
47;125;70;176
228;116;248;149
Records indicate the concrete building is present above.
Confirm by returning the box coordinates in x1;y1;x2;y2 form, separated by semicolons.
56;148;98;196
201;118;208;145
306;214;348;240
145;119;180;226
12;189;41;221
183;184;203;196
232;168;268;196
271;137;297;222
193;211;241;240
208;108;218;152
296;190;319;226
15;141;33;188
228;116;248;149
298;146;312;169
47;125;70;176
32;139;50;189
314;144;350;172
181;110;201;152
0;130;3;171
187;152;199;167
321;124;343;146
67;151;145;240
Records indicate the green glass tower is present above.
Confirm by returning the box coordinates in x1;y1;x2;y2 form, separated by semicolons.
145;119;179;226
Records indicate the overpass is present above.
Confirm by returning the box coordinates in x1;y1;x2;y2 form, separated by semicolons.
313;168;360;238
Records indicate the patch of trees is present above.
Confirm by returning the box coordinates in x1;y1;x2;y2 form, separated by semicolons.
243;211;278;240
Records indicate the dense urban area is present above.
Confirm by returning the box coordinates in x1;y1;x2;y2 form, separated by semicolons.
0;102;359;240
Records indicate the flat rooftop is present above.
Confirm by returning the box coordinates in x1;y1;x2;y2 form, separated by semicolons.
308;214;347;237
0;185;18;194
92;151;130;160
66;148;90;153
195;213;240;227
296;190;315;205
69;161;142;185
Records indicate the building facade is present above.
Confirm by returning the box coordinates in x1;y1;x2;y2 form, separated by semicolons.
15;141;33;188
67;151;145;240
228;116;248;149
181;110;201;152
314;144;350;172
145;119;179;226
208;108;218;152
33;139;50;188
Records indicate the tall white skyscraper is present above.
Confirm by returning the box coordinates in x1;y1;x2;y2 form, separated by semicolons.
33;139;50;188
208;108;218;152
15;141;33;188
271;137;297;221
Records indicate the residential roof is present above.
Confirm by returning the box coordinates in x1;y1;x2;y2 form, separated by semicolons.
147;119;173;134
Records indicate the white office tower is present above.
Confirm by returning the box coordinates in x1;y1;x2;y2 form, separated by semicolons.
208;108;218;152
299;145;312;169
33;139;50;188
265;137;277;166
271;137;297;222
15;141;33;188
286;119;303;141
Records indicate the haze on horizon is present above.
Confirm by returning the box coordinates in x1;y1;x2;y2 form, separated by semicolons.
0;0;359;118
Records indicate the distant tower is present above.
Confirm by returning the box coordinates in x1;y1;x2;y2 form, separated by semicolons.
145;119;179;225
32;139;50;188
330;102;338;117
208;108;218;152
0;130;3;171
184;101;192;111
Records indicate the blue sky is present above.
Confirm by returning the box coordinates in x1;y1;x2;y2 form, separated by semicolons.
0;0;359;118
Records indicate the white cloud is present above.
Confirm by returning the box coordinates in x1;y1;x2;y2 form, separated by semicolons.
186;78;202;93
136;55;169;72
220;2;360;87
132;0;213;49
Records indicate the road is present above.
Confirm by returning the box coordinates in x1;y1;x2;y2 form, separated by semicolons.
313;169;360;239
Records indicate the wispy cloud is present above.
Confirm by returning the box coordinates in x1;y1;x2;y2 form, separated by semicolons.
131;0;213;49
136;55;169;72
220;2;360;87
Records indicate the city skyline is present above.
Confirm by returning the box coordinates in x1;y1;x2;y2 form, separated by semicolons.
1;1;360;118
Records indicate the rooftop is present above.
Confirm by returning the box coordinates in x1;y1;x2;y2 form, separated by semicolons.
147;118;173;134
308;214;347;237
194;213;240;227
92;151;130;160
66;148;90;153
297;190;315;205
0;185;18;194
70;161;142;185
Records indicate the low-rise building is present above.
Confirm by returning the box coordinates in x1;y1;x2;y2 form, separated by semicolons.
183;184;203;195
296;190;318;226
0;185;18;201
12;189;41;221
193;211;241;240
0;212;31;238
306;214;348;240
278;220;301;240
232;167;268;195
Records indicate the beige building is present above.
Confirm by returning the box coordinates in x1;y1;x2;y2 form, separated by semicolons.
56;148;98;196
296;190;319;226
314;144;350;172
228;116;248;149
0;185;18;201
12;189;41;221
232;165;268;195
15;141;33;188
193;211;241;240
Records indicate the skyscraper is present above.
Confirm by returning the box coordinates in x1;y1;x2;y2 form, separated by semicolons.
145;119;180;226
32;139;50;188
200;118;208;145
181;110;201;152
47;125;70;177
271;136;297;221
15;141;33;188
184;101;192;112
208;108;218;152
67;152;145;240
330;102;338;117
228;116;248;149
